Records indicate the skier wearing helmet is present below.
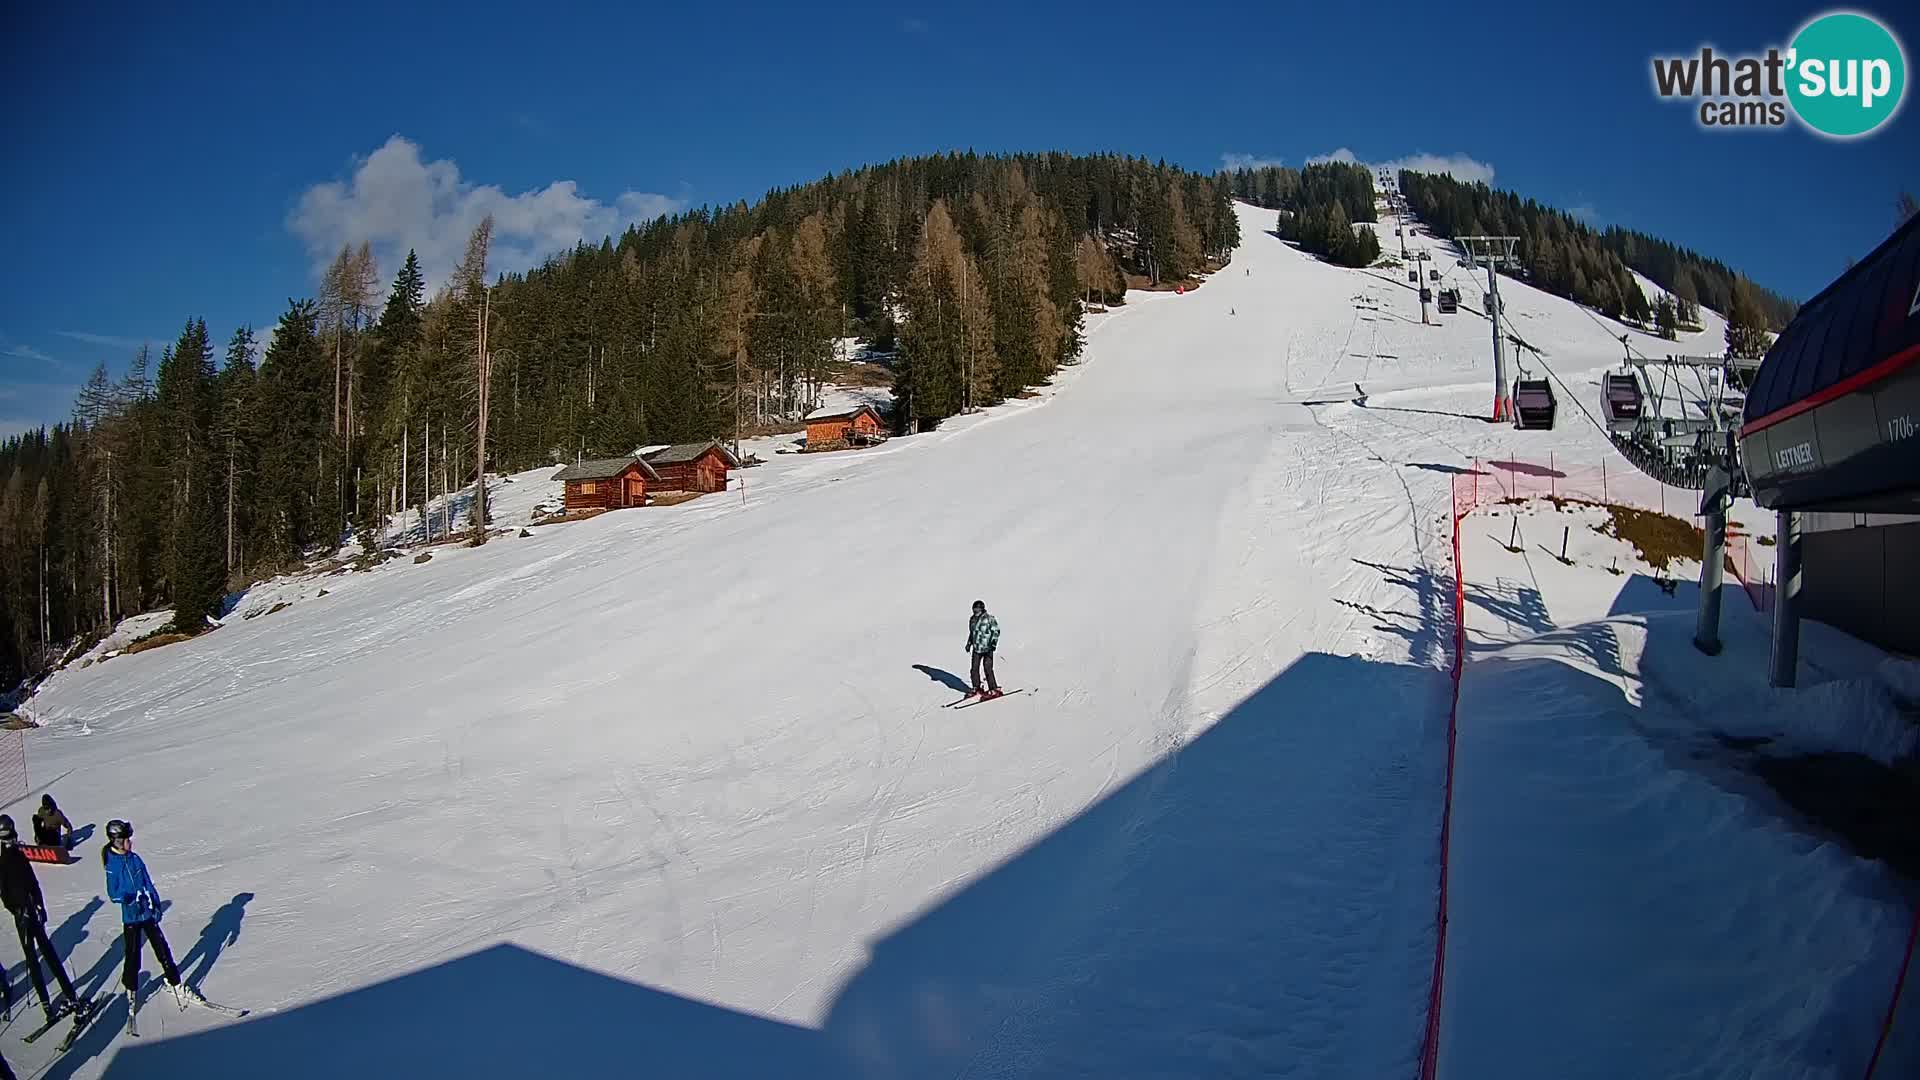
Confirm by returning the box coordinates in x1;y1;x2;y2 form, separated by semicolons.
966;600;1002;699
0;815;87;1027
32;794;72;849
103;819;206;1031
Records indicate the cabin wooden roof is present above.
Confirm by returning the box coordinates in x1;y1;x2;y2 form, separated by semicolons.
551;456;659;482
643;441;741;468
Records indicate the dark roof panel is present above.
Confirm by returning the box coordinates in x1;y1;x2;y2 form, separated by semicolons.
551;456;657;482
643;441;741;467
1746;213;1920;431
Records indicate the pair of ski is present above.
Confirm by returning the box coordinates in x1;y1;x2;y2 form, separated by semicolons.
123;985;251;1038
21;997;103;1052
21;984;250;1050
942;688;1025;709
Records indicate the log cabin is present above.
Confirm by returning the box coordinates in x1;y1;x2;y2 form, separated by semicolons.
641;441;740;493
804;404;887;450
551;456;658;511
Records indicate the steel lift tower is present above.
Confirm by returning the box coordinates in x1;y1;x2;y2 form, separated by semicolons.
1456;235;1521;422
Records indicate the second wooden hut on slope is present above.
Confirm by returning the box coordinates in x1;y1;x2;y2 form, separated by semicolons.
642;441;740;493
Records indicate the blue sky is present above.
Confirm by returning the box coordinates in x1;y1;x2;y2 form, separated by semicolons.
1;0;1913;435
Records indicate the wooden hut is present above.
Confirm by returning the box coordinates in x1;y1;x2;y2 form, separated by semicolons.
804;404;887;449
642;441;740;493
551;456;658;511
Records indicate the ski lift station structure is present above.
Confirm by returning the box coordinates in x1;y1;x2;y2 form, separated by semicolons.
1601;346;1758;487
1738;210;1920;674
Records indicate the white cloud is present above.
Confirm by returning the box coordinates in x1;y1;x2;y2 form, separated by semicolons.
3;343;56;367
289;135;685;293
52;330;157;351
1305;148;1497;185
1568;203;1600;224
1220;152;1286;171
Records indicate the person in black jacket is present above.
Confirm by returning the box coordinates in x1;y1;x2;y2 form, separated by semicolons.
0;815;85;1024
32;795;72;849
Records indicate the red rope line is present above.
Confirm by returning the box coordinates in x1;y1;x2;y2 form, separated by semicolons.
1864;900;1920;1078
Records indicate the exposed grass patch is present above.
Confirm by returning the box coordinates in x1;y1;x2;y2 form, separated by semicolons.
126;630;197;656
1598;504;1701;571
648;491;703;507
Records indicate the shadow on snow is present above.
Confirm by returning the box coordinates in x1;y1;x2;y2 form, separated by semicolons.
103;652;1450;1080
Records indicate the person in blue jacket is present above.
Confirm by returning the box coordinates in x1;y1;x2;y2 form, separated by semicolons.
103;819;205;1017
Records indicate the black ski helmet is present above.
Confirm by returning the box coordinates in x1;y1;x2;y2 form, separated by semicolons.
972;599;986;614
106;819;132;841
0;815;14;844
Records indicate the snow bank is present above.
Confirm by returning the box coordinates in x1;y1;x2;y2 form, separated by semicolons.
1443;495;1920;1078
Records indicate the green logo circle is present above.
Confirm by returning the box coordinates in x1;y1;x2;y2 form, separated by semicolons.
1787;12;1906;137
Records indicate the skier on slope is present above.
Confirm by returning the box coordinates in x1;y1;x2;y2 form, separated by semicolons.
966;600;1002;699
33;794;73;849
103;819;208;1026
0;816;89;1027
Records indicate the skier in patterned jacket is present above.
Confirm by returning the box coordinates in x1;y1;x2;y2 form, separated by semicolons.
966;600;1002;698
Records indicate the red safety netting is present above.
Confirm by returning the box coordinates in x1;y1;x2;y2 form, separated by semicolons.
0;730;25;808
1449;454;1768;613
1419;453;1772;1079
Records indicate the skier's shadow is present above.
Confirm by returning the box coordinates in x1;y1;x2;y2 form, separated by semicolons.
911;664;970;694
178;892;252;990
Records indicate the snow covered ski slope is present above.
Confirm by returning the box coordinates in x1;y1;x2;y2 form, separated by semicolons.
20;200;1772;1079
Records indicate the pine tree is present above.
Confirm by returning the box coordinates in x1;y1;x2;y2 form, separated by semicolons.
1725;277;1771;359
1674;274;1701;327
156;319;222;631
1653;293;1678;339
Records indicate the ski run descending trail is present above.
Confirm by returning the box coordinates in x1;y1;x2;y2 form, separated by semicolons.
25;200;1739;1078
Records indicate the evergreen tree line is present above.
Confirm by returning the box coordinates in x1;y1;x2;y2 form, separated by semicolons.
1222;162;1382;268
0;152;1238;686
1395;170;1796;336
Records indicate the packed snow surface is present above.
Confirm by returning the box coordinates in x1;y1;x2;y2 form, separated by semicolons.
14;201;1905;1078
1440;500;1920;1078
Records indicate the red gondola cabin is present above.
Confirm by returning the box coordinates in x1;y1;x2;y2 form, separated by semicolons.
552;456;657;511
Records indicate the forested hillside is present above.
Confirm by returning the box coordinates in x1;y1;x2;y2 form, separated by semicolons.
1224;162;1382;267
0;152;1237;686
1396;170;1796;340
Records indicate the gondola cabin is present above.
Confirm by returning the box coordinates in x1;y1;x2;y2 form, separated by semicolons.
1511;378;1557;430
1436;288;1460;314
1603;373;1645;432
551;456;657;511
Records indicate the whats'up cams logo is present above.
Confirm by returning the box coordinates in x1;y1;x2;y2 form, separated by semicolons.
1651;10;1907;137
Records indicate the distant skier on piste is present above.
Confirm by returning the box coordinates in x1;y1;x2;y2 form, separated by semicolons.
967;600;1002;699
0;815;88;1028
